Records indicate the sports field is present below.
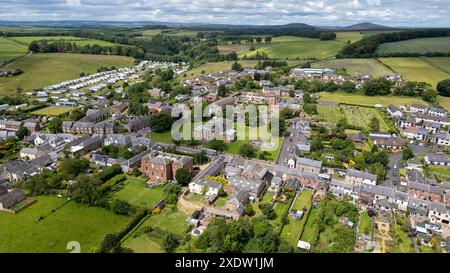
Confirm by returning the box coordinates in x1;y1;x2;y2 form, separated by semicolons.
0;37;29;64
0;53;134;96
379;57;449;87
8;36;120;47
113;177;168;209
0;196;130;253
312;58;393;77
241;36;346;60
376;37;450;55
320;92;429;108
30;106;77;117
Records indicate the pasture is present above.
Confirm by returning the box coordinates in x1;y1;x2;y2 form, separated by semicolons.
341;105;390;132
8;36;120;47
335;32;363;43
242;37;345;60
0;196;130;253
0;53;134;96
320;92;430;108
0;37;29;64
312;58;393;77
376;37;450;55
379;57;449;87
113;177;168;209
30;106;77;117
421;57;450;74
437;96;450;112
280;190;313;247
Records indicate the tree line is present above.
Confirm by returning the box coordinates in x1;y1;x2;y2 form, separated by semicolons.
337;29;450;58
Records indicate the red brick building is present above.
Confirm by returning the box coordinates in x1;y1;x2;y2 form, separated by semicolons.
141;152;193;183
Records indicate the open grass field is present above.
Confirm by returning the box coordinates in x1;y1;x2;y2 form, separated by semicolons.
113;177;168;209
437;96;450;112
315;105;344;124
379;57;449;88
280;190;313;247
30;106;77;117
242;37;346;60
341;105;390;132
122;208;188;253
421;57;450;74
312;58;393;77
320;91;429;107
376;37;450;55
0;196;130;253
335;32;363;43
8;36;120;47
219;43;255;54
0;53;134;96
0;37;29;64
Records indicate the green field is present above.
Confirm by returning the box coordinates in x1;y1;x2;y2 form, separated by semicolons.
421;57;450;74
8;36;120;47
320;92;430;107
358;212;372;235
438;96;450;112
113;177;168;209
341;105;390;132
316;105;344;124
0;37;29;64
0;196;130;253
31;106;77;116
0;53;134;96
394;215;413;253
335;32;364;43
376;37;450;55
312;58;393;77
122;209;188;253
242;37;346;60
379;57;449;87
280;190;313;247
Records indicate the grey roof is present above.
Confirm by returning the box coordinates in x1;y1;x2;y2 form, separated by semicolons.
409;181;443;195
408;197;430;211
296;157;322;168
174;156;193;166
196;179;222;189
430;202;450;214
0;189;26;209
429;107;447;113
3;160;32;174
228;175;265;195
347;169;377;181
29;155;53;167
426;154;450;164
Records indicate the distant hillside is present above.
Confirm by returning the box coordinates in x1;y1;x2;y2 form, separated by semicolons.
345;22;392;30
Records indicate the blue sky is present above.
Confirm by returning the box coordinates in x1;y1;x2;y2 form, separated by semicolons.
0;0;449;27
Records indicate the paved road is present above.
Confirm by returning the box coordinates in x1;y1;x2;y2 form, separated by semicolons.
383;152;403;188
277;118;307;165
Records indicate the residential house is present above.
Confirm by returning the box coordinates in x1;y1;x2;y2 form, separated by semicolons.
410;104;428;114
408;197;430;217
23;121;41;133
69;135;102;157
94;122;114;135
189;179;222;196
428;107;448;118
345;169;378;186
0;188;26;211
295;157;322;174
434;132;450;146
403;127;429;141
387;105;403;118
428;202;450;227
408;181;443;203
19;148;44;160
104;134;132;147
0;120;22;131
141;152;193;183
225;175;266;201
425;154;450;166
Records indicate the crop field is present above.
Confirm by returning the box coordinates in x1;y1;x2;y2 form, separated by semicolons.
241;36;346;60
0;196;130;253
0;37;29;64
379;57;449;87
316;105;344;123
113;177;168;209
320;92;429;108
8;36;120;47
421;57;450;74
0;53;134;96
341;105;390;132
30;106;77;117
280;190;313;247
312;58;393;77
376;37;450;55
335;32;363;43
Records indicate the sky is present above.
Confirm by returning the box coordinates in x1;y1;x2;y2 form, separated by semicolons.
0;0;449;27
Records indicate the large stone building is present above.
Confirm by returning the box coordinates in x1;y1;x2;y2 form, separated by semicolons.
140;152;193;183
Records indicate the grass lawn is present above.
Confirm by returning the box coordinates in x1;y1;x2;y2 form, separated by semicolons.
358;212;372;235
429;166;450;180
312;58;393;77
379;57;449;88
299;208;318;243
0;53;134;96
394;217;413;253
113;177;168;209
273;201;289;224
437;96;450;112
242;37;346;60
8;36;121;47
320;91;429;107
122;208;189;253
0;37;29;64
149;131;175;144
376;37;450;55
214;197;228;208
280;190;313;247
30;106;77;117
0;196;130;253
341;105;390;132
315;105;344;124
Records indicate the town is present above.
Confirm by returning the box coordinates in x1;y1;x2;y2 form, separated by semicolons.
1;53;449;254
